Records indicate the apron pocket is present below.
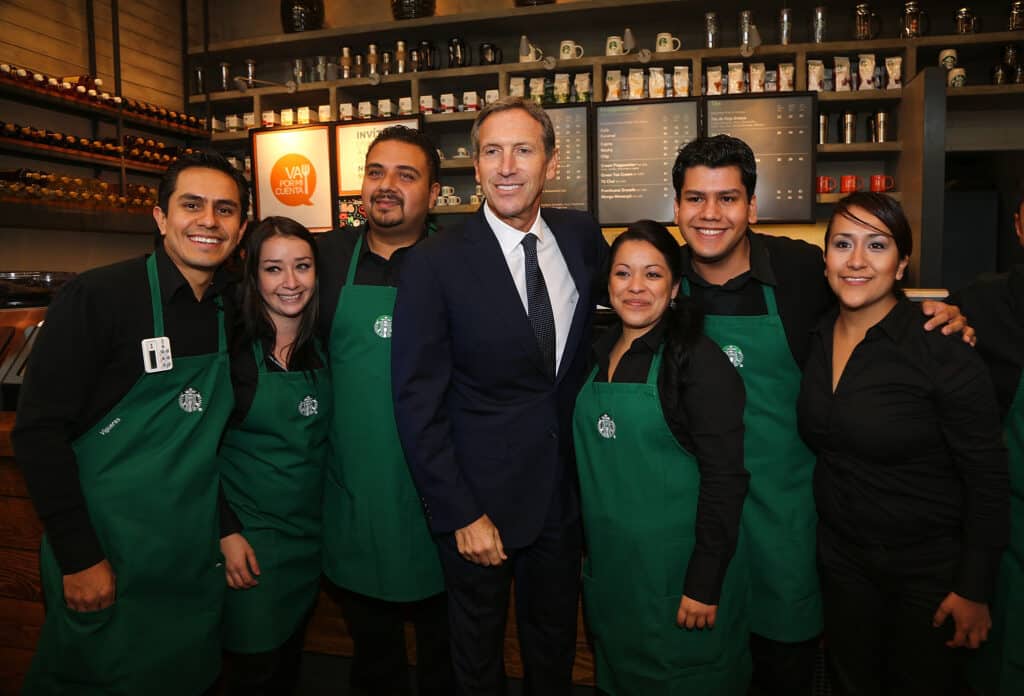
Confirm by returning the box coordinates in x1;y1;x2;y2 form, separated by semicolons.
659;594;724;670
55;603;122;686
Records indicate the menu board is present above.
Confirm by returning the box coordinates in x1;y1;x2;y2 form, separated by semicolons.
541;105;589;211
335;117;420;195
595;99;699;226
705;94;815;223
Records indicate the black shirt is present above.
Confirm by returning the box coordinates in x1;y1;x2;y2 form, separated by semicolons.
592;317;748;604
797;298;1009;602
316;224;426;344
12;246;234;574
681;230;834;368
950;266;1024;418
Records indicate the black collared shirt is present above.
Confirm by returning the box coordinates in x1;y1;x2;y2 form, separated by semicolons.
797;297;1009;602
316;224;427;344
592;317;748;604
681;229;835;368
13;245;235;574
950;266;1024;418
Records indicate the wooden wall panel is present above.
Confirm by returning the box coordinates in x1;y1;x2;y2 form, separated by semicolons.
0;0;185;112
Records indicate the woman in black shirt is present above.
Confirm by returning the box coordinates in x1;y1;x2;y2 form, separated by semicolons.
797;192;1009;695
218;216;331;695
573;220;750;695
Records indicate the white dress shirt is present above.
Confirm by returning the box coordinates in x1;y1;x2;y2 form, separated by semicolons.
484;204;579;372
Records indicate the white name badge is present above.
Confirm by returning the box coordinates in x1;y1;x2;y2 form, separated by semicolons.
141;337;173;373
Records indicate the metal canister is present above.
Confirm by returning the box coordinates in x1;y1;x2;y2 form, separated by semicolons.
842;110;857;144
1011;1;1024;30
1016;64;1024;83
192;65;204;95
353;53;364;78
813;6;828;43
381;51;392;75
367;43;379;76
993;63;1009;84
341;46;352;78
396;40;407;74
779;8;793;45
1005;44;1019;67
818;113;829;144
244;58;256;87
409;48;420;73
219;62;231;91
874;111;889;142
705;12;720;48
739;10;754;48
955;7;978;34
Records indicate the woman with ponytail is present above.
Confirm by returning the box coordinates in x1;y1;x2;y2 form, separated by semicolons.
573;219;751;695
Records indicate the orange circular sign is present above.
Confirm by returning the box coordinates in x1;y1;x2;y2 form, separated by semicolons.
271;153;317;206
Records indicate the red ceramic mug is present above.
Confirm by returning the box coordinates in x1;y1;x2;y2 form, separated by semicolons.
840;175;863;193
870;174;896;192
816;175;837;193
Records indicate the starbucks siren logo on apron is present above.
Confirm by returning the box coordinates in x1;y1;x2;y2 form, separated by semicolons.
178;387;203;413
597;413;616;439
722;344;744;368
298;395;319;417
373;314;393;339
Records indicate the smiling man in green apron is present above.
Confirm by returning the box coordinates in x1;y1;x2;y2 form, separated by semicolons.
955;191;1024;696
671;135;971;696
12;151;249;695
317;125;452;696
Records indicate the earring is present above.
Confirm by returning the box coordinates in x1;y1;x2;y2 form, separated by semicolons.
669;298;677;309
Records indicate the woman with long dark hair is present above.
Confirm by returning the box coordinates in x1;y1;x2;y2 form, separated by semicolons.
574;220;751;694
797;192;1009;695
218;216;331;694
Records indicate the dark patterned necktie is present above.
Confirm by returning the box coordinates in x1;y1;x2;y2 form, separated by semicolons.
521;233;556;377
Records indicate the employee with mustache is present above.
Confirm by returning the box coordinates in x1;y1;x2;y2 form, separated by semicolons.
318;125;452;696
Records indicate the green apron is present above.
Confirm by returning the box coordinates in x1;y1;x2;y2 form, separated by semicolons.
24;254;231;696
220;339;331;653
968;374;1024;695
683;279;823;642
573;348;751;695
322;232;444;601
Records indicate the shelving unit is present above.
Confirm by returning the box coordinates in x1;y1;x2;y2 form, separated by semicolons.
0;201;154;235
0;136;167;175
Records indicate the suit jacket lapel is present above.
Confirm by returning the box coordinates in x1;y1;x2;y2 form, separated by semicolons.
462;210;549;375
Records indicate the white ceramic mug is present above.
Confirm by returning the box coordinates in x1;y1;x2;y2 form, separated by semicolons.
655;33;682;52
938;48;958;70
559;40;585;59
435;195;448;207
470;194;481;204
440;185;455;196
947;66;967;87
448;195;462;205
605;35;624;56
455;146;470;158
519;44;543;62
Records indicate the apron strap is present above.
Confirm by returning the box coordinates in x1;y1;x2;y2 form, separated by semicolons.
252;338;267;374
761;283;780;317
344;233;364;287
646;346;663;384
146;254;165;338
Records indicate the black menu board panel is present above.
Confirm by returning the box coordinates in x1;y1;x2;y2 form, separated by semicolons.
595;99;700;226
705;93;816;223
541;104;590;212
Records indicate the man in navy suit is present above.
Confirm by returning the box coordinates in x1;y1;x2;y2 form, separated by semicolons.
392;96;608;695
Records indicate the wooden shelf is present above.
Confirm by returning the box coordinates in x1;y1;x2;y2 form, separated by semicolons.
423;111;478;124
0;201;154;235
0;136;167;174
211;131;251;142
946;84;1024;102
817;192;902;204
817;90;903;103
913;31;1024;48
0;80;207;139
440;159;474;171
432;203;479;215
187;0;682;58
819;140;901;154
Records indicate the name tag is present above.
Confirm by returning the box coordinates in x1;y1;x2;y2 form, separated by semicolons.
141;337;173;373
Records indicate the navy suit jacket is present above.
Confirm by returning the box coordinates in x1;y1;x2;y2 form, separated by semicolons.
392;207;608;549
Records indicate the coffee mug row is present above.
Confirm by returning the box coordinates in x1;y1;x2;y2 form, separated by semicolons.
817;174;895;194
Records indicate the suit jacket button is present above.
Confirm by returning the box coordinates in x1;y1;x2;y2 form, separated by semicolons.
548;429;557;440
